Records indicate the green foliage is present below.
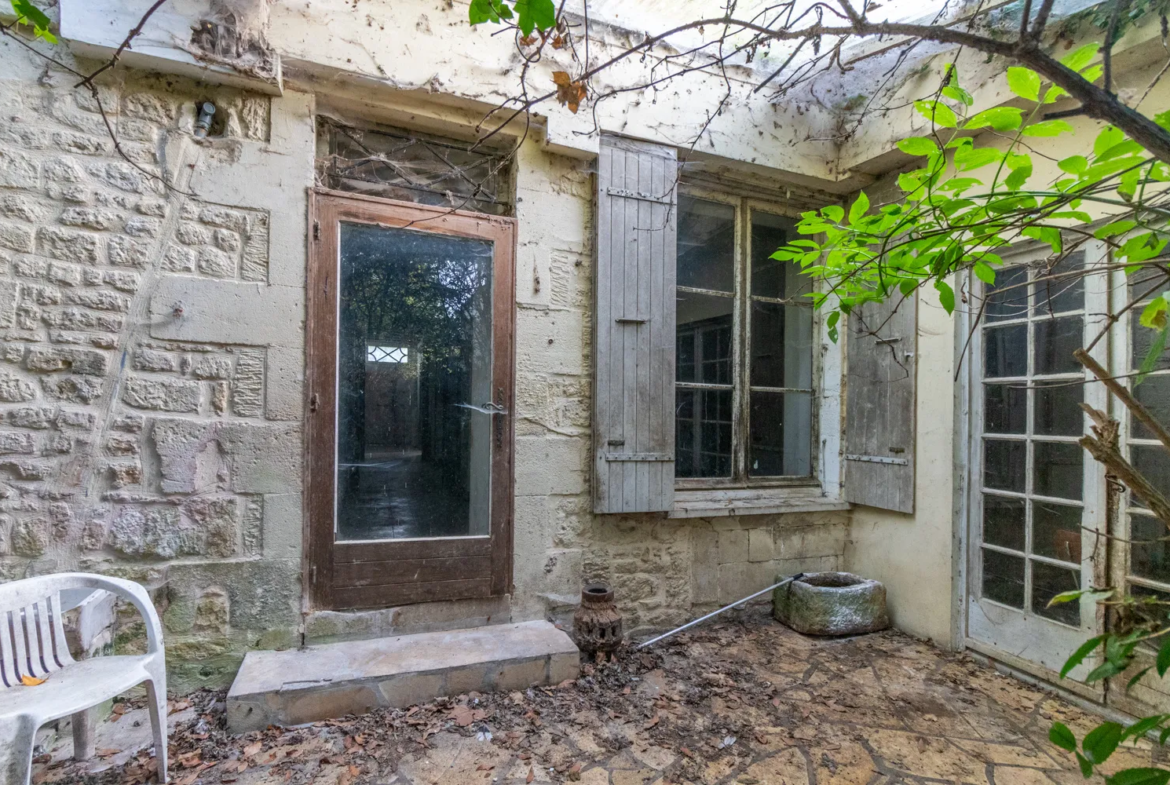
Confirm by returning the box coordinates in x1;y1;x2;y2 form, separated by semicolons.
9;0;56;42
778;52;1169;374
468;0;556;35
780;52;1170;785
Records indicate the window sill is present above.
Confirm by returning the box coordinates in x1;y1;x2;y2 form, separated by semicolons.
668;488;850;519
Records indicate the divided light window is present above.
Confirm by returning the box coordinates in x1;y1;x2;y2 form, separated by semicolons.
675;192;814;485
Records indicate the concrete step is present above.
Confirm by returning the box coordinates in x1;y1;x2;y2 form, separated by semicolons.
226;620;579;732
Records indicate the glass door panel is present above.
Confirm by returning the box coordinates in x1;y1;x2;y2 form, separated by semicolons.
336;222;494;542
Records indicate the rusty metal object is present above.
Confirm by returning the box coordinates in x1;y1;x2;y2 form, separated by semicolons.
573;584;623;660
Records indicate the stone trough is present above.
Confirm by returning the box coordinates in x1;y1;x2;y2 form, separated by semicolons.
773;571;889;636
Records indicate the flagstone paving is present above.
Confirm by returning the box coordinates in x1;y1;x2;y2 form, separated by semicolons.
31;607;1158;784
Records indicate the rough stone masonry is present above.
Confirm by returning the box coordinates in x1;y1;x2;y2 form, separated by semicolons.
0;61;305;689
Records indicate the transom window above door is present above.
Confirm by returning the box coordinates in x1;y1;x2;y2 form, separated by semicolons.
675;193;814;486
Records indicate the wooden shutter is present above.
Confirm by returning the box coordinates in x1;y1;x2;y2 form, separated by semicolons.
844;293;917;513
593;136;678;514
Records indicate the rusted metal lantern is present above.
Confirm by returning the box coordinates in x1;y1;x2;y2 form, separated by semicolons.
573;583;623;661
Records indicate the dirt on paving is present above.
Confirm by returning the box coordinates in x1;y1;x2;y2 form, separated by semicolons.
30;606;1164;785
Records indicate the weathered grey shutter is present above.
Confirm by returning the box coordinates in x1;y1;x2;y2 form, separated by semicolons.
593;136;677;514
844;293;917;513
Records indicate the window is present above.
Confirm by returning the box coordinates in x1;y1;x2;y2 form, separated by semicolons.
675;192;814;485
1124;267;1170;617
977;252;1089;628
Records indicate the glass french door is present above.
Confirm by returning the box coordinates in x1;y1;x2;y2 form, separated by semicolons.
307;193;515;611
966;247;1108;683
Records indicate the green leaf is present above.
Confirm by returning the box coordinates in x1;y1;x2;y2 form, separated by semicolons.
1051;722;1078;752
1095;220;1137;239
10;0;55;40
1023;119;1074;137
1139;295;1169;330
513;0;556;35
936;280;955;314
954;146;1002;171
1106;769;1170;785
897;137;938;156
849;192;870;225
1005;162;1032;190
1077;752;1095;779
1059;155;1089;175
1122;715;1165;741
1083;722;1124;765
1094;126;1125;157
914;100;958;128
1062;42;1100;73
973;261;996;284
964;106;1024;132
1061;635;1105;678
1007;67;1042;101
942;83;974;106
1126;667;1153;693
821;204;845;223
1043;84;1069;104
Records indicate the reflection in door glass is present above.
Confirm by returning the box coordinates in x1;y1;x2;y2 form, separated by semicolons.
336;222;493;541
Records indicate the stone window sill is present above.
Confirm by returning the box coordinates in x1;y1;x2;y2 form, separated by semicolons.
668;488;850;519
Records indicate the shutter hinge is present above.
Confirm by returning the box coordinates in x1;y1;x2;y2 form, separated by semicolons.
845;454;909;466
310;565;317;585
309;392;319;413
312;221;321;240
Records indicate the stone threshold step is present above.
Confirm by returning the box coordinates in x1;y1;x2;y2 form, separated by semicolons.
226;620;579;733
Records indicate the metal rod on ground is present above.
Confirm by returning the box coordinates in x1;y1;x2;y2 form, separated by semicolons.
636;573;805;650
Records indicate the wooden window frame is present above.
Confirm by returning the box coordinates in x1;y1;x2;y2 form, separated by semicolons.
305;190;516;611
675;186;821;492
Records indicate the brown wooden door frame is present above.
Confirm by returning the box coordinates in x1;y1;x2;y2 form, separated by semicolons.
306;190;516;611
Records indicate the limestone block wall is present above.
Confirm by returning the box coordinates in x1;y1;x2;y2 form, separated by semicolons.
506;141;849;634
0;35;848;686
0;39;314;690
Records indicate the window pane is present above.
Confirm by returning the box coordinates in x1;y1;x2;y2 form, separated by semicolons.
335;222;493;541
1033;251;1084;315
1130;513;1170;584
983;549;1025;608
678;195;735;292
1033;501;1082;563
749;391;811;477
985;325;1027;378
1033;442;1083;501
1034;316;1082;376
985;384;1026;434
1132;374;1170;440
751;211;808;299
677;292;732;384
675;388;732;478
984;494;1025;551
984;439;1026;493
1033;561;1081;626
751;301;812;388
985;266;1029;322
1035;381;1083;436
1132;445;1170;511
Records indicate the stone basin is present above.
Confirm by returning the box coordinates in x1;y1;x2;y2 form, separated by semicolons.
772;571;889;636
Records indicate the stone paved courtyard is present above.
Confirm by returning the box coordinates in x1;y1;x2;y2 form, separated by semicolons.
31;607;1161;785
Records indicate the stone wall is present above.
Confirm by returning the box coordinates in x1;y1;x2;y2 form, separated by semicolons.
0;38;314;689
0;36;848;688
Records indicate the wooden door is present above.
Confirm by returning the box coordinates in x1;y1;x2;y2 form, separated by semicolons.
307;191;515;611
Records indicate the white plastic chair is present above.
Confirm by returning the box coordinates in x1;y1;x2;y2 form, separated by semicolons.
0;573;167;784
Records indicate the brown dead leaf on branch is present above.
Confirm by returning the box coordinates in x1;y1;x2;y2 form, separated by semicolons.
552;71;586;113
